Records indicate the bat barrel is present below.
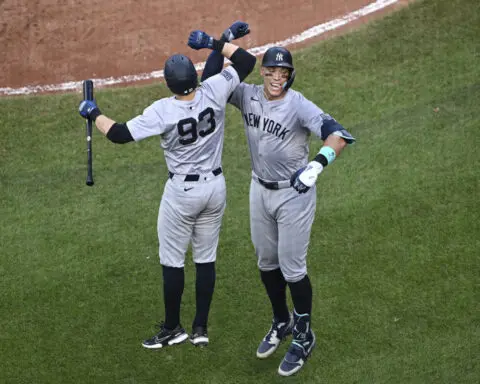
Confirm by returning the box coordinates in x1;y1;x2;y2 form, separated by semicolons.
83;80;94;101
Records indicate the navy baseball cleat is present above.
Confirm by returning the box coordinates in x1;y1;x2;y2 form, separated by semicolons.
189;326;209;347
278;312;316;376
256;313;293;359
142;323;188;349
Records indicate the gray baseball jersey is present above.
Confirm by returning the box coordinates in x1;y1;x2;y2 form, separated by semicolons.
127;65;240;175
126;66;240;267
229;84;330;282
229;84;327;181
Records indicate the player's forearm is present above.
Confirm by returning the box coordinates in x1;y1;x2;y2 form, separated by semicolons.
310;135;346;169
211;39;256;81
323;134;347;156
94;116;134;144
202;50;224;81
220;42;237;59
209;38;235;59
94;115;116;135
79;100;133;143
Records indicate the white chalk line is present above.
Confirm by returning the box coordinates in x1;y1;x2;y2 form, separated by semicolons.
0;0;398;96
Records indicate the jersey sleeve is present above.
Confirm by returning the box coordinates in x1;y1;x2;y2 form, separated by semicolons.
297;95;328;139
126;102;166;141
201;65;241;107
299;95;355;143
228;82;247;110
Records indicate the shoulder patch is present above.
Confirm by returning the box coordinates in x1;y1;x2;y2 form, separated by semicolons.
221;69;233;81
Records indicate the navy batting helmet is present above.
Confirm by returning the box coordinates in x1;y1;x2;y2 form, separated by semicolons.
261;47;294;70
261;47;295;90
164;54;198;95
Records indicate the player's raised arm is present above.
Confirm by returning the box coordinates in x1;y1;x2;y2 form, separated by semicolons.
188;29;256;82
200;21;250;82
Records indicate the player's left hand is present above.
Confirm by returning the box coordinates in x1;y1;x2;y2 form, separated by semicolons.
188;30;214;50
78;100;100;119
222;21;250;42
290;161;324;193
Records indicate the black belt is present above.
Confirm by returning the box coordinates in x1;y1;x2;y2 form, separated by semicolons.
257;177;280;190
169;167;222;181
255;175;292;190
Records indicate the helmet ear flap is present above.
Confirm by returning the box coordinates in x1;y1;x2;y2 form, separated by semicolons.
283;69;296;91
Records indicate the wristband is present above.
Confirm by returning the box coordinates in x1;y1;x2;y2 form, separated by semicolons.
211;39;225;53
313;146;336;166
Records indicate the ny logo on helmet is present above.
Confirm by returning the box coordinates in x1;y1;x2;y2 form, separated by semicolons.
276;53;283;61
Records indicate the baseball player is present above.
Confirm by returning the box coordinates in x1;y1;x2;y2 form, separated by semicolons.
78;24;254;349
201;38;355;375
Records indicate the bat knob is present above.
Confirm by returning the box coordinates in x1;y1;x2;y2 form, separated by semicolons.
86;180;94;186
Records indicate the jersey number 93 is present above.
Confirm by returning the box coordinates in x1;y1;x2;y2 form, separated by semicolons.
177;107;216;145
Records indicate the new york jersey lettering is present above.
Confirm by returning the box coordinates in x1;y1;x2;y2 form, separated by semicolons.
242;113;289;140
243;113;261;128
263;117;289;140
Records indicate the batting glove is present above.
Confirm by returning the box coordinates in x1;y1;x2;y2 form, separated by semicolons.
222;21;250;42
291;161;324;193
188;30;214;50
78;100;101;120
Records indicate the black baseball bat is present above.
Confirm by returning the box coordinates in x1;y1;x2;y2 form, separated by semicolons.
83;80;94;186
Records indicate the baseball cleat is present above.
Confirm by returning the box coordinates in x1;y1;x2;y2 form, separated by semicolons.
278;312;316;376
278;331;316;376
189;326;209;347
142;323;188;349
256;313;293;359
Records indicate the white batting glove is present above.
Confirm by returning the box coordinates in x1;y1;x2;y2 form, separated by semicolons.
298;161;324;187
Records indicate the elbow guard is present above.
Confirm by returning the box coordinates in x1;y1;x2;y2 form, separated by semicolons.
321;118;356;144
106;123;134;144
231;48;257;82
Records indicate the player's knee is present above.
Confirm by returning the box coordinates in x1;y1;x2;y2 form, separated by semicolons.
281;268;307;283
193;252;216;264
161;261;185;268
160;253;185;268
257;256;279;271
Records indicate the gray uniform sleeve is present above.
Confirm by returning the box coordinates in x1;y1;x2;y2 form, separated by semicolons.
228;83;247;110
297;95;328;139
201;66;240;107
126;101;166;141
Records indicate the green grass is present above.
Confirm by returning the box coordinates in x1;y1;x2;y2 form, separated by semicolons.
1;0;479;382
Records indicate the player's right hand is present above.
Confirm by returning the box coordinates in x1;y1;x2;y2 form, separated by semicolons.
222;21;250;42
291;161;324;193
290;166;310;193
188;30;214;50
78;100;100;119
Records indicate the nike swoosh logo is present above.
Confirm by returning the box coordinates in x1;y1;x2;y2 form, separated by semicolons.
250;97;259;101
184;187;194;192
